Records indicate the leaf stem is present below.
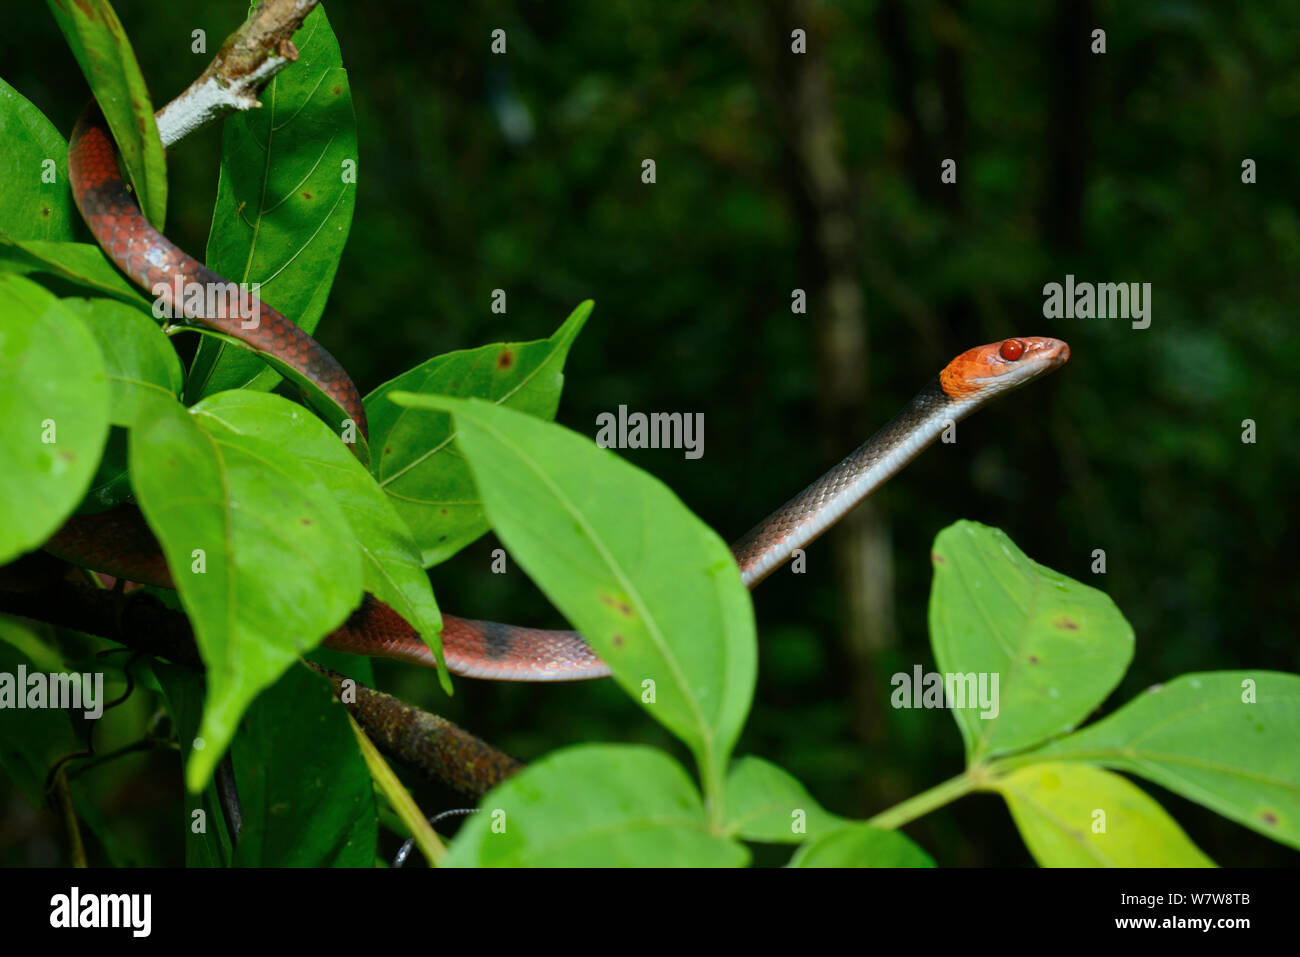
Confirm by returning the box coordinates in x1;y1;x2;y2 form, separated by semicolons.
52;768;87;867
346;713;444;865
865;772;979;830
701;753;727;833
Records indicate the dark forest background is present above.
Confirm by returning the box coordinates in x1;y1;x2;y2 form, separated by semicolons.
3;0;1298;866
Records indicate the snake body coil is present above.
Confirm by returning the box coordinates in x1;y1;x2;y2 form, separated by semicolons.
69;108;367;436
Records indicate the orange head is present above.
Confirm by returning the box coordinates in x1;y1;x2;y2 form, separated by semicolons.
938;337;1070;400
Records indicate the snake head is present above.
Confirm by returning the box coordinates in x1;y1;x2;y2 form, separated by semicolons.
939;336;1070;399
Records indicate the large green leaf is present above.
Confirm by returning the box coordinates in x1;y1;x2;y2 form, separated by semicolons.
787;824;935;868
390;394;756;799
62;297;182;427
231;663;377;866
0;236;152;308
1025;672;1300;850
929;520;1134;762
0;78;77;240
996;762;1214;867
443;745;748;867
46;0;167;227
0;275;109;563
151;660;234;867
186;5;356;403
128;400;363;791
368;301;590;566
724;756;847;844
192;390;449;693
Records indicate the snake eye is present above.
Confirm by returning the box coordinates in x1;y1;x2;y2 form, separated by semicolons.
999;339;1026;361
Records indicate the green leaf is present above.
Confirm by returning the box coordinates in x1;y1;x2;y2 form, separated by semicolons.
724;756;848;843
929;520;1134;762
231;663;377;866
128;400;363;791
77;426;132;515
1027;672;1300;850
0;236;152;308
151;660;233;867
61;297;182;427
369;301;590;566
443;744;748;867
0;275;109;563
0;616;66;672
179;322;370;462
0;78;77;240
391;394;756;798
996;762;1215;867
191;390;450;694
787;824;935;868
186;5;356;403
45;0;167;228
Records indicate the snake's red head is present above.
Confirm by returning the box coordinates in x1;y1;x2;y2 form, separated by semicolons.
939;337;1070;399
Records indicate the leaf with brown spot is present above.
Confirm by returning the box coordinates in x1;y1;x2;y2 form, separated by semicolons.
0;79;78;240
600;593;634;618
130;398;362;791
366;302;591;566
186;5;356;405
393;393;757;783
1032;671;1300;851
0;276;109;564
929;521;1133;761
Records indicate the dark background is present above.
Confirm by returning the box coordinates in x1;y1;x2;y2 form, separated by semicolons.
3;0;1297;866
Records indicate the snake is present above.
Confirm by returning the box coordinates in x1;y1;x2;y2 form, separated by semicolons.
50;104;1070;681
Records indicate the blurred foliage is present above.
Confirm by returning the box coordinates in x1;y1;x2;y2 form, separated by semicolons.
2;0;1297;866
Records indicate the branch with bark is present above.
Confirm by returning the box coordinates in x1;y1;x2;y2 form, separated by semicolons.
155;0;321;148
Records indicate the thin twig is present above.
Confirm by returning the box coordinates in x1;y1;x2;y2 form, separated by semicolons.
51;768;87;868
215;753;243;846
155;0;322;148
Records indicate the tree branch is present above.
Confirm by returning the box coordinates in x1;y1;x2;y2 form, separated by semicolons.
155;0;321;148
308;664;523;798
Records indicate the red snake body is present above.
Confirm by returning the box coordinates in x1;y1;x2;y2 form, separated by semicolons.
68;109;366;435
55;105;1070;681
